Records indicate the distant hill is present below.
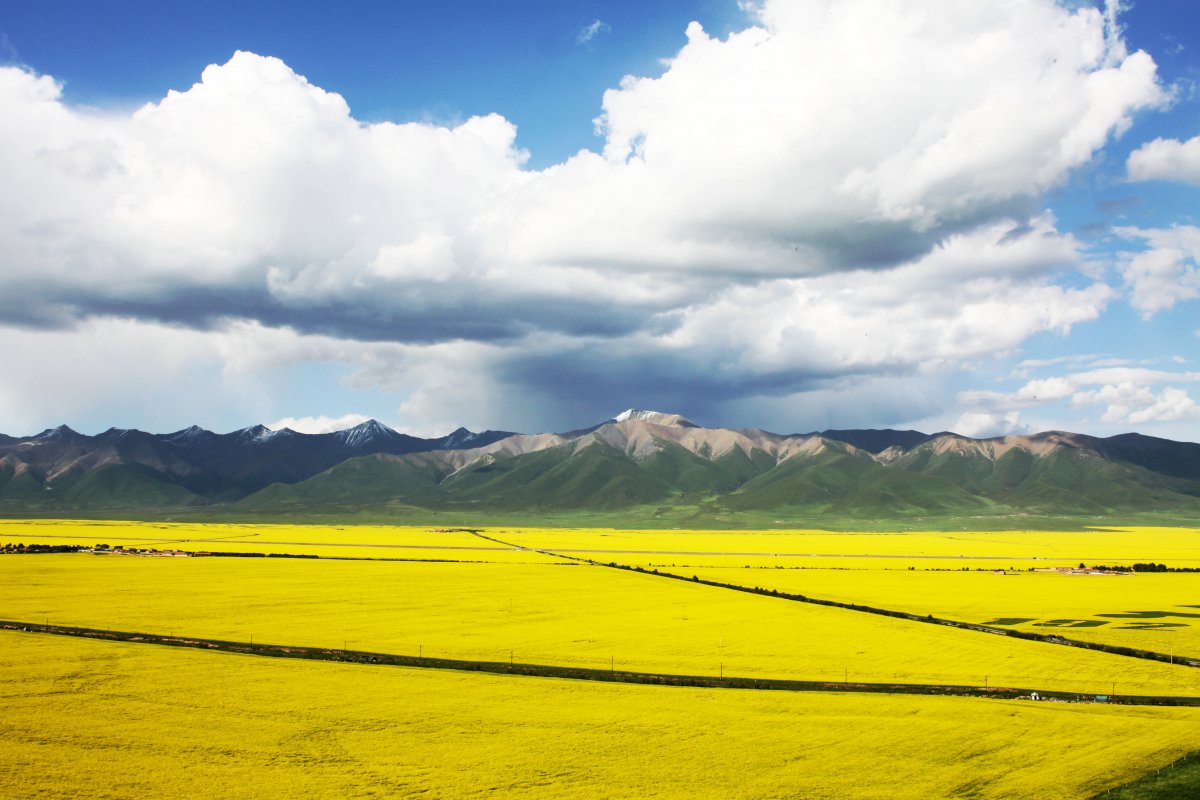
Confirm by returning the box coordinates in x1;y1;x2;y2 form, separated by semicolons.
0;420;513;511
2;410;1198;521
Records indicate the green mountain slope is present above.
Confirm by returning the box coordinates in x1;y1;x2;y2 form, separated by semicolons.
3;415;1200;522
0;463;203;511
721;446;992;515
430;443;676;510
892;445;1200;514
236;453;454;512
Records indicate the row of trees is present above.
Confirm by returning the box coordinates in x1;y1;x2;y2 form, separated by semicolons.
1082;562;1192;573
1;543;84;553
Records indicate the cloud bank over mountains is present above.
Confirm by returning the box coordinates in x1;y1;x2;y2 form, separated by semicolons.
958;364;1200;437
0;0;1196;437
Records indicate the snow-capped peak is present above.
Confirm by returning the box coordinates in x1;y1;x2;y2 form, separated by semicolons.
33;424;85;442
166;424;211;443
236;424;281;444
612;409;697;427
342;418;398;448
442;427;479;448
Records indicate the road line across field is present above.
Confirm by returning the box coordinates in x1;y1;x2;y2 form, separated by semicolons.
4;620;1197;708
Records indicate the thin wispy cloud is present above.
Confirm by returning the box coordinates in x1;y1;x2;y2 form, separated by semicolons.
0;32;20;65
577;19;611;45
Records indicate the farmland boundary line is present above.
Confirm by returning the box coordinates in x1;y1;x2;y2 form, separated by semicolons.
3;620;1197;706
1090;749;1200;798
465;530;1200;671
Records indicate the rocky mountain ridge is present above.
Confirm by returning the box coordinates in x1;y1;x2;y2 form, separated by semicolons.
2;409;1198;518
0;419;514;505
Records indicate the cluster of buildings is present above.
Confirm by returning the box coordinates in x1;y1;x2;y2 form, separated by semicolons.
87;544;204;557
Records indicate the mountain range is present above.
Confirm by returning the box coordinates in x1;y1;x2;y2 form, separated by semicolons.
2;409;1199;522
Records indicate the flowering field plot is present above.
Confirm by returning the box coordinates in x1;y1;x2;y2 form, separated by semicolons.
494;526;1200;571
2;631;1198;800
495;526;1200;657
680;566;1200;660
1;550;1197;695
0;519;558;561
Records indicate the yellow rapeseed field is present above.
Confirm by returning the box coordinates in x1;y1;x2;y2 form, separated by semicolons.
681;566;1200;660
2;630;1197;800
0;519;559;562
467;525;1200;661
492;526;1200;570
1;550;1197;695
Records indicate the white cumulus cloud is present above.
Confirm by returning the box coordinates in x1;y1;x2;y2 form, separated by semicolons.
0;0;1173;434
953;410;1027;439
959;362;1200;432
1114;226;1200;318
1127;134;1200;185
1072;384;1200;424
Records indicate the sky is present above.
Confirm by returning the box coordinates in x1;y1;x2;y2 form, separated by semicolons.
0;0;1198;441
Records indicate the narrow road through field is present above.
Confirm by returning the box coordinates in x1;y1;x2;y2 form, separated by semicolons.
464;531;1200;672
4;620;1194;707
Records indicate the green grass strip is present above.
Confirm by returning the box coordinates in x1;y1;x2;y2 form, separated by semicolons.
1092;751;1200;798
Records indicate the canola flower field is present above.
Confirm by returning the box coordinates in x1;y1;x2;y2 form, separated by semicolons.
2;630;1199;800
481;525;1200;659
2;519;1199;797
2;546;1198;694
0;518;561;561
491;526;1200;571
680;567;1200;660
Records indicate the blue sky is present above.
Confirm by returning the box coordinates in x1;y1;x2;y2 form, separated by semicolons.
0;0;1198;440
1;1;748;166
